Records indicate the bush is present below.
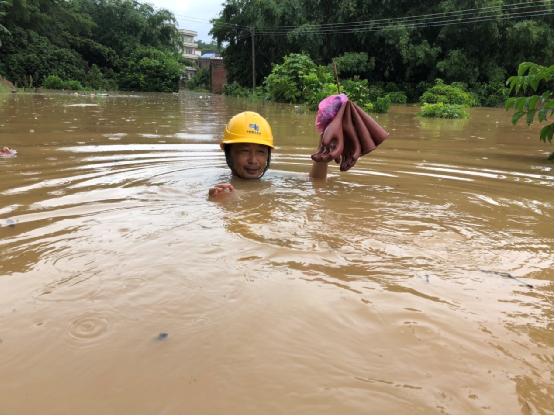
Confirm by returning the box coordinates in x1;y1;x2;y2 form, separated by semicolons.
223;81;251;97
186;68;209;90
371;95;391;113
419;103;469;119
367;84;385;101
362;102;374;112
42;75;83;90
42;74;64;89
306;82;338;110
420;79;476;106
63;80;84;90
386;91;407;104
340;79;370;107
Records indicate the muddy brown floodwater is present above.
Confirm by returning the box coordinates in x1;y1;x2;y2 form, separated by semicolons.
0;91;552;414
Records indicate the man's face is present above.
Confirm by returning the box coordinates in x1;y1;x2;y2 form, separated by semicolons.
230;143;269;179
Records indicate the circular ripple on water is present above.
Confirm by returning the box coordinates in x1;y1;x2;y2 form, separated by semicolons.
68;313;110;345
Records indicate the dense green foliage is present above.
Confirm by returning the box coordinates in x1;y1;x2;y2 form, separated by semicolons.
419;102;470;118
230;52;393;112
212;0;553;106
419;79;474;118
333;52;372;78
43;74;84;90
264;53;334;104
385;91;408;104
223;80;251;96
420;79;476;106
505;62;554;144
0;0;185;91
187;68;210;91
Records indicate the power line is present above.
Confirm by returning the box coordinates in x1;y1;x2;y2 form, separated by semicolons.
173;14;250;30
173;1;553;41
257;10;551;35
234;9;552;39
255;0;552;31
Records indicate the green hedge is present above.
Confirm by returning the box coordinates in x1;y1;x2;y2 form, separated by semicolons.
42;75;84;90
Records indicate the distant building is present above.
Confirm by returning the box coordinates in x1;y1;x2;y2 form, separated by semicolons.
198;55;227;94
179;29;201;61
178;30;227;93
200;51;220;59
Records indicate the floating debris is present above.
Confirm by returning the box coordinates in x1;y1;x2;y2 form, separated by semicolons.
0;147;17;158
480;269;534;289
156;332;168;341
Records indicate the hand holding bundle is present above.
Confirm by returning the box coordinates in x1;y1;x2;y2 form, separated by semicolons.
312;94;389;171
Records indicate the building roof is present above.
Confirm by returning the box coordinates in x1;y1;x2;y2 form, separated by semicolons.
179;29;198;36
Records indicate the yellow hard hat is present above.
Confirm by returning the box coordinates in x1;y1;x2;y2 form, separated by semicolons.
221;111;274;149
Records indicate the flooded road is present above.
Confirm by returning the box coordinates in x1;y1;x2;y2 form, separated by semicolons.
0;91;552;414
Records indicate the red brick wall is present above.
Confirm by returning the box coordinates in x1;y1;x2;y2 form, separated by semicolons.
210;60;227;94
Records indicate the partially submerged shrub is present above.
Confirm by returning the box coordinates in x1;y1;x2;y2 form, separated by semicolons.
306;82;338;110
63;80;83;90
385;91;407;104
419;102;469;119
42;74;64;89
420;79;476;106
341;79;370;107
371;95;391;113
42;75;83;90
223;81;251;97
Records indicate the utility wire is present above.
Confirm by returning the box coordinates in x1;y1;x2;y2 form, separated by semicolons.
174;1;552;40
256;12;553;35
255;0;552;31
233;9;552;39
174;14;250;30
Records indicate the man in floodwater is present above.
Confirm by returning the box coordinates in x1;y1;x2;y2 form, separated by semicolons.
209;111;327;198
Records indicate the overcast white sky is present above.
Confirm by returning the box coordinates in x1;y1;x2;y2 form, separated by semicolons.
141;0;225;42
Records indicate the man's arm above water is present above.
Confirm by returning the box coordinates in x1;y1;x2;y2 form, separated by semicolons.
309;160;328;180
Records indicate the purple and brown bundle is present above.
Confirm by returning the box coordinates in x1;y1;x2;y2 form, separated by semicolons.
312;94;389;171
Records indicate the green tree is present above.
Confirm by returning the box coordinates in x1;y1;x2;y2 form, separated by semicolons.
0;0;184;91
212;0;553;92
119;47;182;92
264;52;330;103
505;62;553;145
0;0;11;47
333;52;371;78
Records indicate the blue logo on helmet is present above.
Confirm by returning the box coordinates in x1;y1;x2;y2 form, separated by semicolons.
248;123;260;132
